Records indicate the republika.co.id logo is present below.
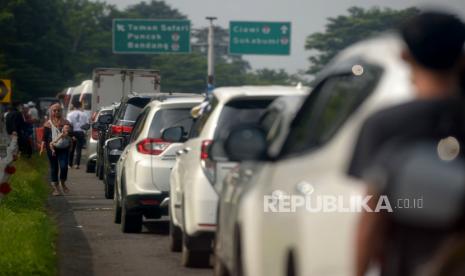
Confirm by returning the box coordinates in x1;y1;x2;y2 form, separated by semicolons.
264;182;423;213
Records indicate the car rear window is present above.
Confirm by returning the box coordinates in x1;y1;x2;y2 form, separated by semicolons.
70;94;80;109
81;93;92;110
121;98;151;123
214;98;274;140
148;108;194;138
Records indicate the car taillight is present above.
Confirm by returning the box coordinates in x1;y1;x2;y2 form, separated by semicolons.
200;140;213;160
140;199;160;206
91;128;99;140
91;112;97;122
200;140;215;183
137;138;171;155
111;125;133;135
64;95;70;107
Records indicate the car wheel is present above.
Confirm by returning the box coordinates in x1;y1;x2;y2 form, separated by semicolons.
286;251;297;276
121;199;142;233
103;166;107;184
234;227;244;276
169;216;182;252
214;219;230;276
180;195;211;267
98;165;104;180
214;255;230;276
181;236;211;268
104;176;114;199
86;160;94;173
95;157;100;177
113;191;122;224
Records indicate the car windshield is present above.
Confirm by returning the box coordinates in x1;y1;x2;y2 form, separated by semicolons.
148;108;194;138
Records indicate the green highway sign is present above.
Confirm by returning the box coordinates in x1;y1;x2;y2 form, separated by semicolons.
113;19;191;54
229;21;291;55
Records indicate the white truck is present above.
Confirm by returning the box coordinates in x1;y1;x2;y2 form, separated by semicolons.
85;68;161;173
91;68;161;114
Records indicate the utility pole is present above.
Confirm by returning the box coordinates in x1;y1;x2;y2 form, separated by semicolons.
205;16;217;95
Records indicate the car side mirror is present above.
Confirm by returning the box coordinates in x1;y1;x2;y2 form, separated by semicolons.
80;123;90;131
107;137;123;150
161;126;185;143
92;122;103;130
98;113;113;124
222;125;268;162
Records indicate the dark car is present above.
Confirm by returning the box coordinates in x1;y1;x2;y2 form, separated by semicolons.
94;103;120;178
102;94;154;199
102;93;204;199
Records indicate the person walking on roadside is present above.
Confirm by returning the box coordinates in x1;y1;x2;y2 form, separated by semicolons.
27;101;39;125
21;104;33;157
66;102;89;169
348;11;465;276
40;103;71;196
5;102;29;157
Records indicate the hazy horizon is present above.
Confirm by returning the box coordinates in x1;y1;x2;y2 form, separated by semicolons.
100;0;465;75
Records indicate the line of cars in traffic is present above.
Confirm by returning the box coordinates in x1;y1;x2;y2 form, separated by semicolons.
85;34;414;275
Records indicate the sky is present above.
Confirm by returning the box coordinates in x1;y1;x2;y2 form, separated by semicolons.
103;0;465;75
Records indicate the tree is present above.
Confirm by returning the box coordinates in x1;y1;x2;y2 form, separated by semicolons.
305;6;419;75
0;0;71;100
150;54;207;92
124;0;185;19
0;0;299;100
62;0;118;81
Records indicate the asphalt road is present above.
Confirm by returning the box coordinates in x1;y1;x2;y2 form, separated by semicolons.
48;163;211;276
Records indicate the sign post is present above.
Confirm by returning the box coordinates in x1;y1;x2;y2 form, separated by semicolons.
206;17;217;95
229;21;291;55
0;79;12;104
113;19;191;54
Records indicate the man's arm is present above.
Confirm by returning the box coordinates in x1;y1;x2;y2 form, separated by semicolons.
355;187;386;276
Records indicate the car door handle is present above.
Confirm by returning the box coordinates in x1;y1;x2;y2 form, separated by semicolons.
183;147;191;153
176;150;184;156
121;151;128;159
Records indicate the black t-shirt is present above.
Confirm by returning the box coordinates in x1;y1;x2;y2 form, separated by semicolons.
5;110;25;135
348;98;465;179
348;98;465;276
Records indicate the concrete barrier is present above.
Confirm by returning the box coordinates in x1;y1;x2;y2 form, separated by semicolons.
0;134;19;202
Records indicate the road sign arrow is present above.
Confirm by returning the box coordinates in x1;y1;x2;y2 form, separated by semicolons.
229;21;290;55
0;79;11;103
117;24;126;32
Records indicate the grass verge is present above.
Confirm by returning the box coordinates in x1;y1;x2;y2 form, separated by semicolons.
0;154;57;275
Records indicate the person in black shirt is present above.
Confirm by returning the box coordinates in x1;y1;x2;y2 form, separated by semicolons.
5;104;23;135
348;11;465;276
5;103;30;158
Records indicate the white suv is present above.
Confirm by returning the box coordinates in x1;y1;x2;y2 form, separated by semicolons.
113;95;203;233
168;86;309;267
215;35;414;276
